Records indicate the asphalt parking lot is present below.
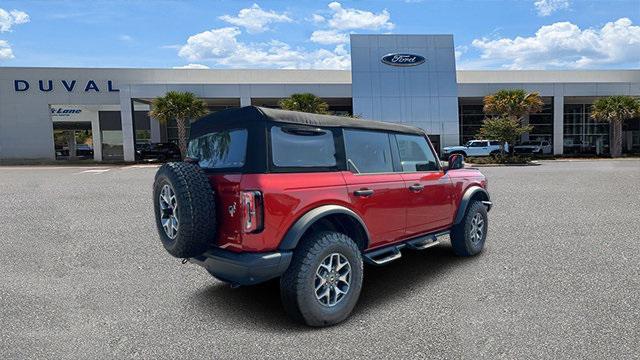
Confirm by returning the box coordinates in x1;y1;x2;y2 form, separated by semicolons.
1;160;639;359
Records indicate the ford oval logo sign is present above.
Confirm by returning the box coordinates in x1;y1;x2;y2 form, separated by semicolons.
381;53;426;67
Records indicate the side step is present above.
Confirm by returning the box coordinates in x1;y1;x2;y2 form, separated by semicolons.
363;231;448;266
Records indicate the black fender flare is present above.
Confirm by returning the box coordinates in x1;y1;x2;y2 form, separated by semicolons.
453;186;492;225
278;205;370;251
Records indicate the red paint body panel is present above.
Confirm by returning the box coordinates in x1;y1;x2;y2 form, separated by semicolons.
341;171;407;249
208;167;487;253
400;171;456;235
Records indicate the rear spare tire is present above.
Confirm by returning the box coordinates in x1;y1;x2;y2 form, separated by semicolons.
153;162;216;258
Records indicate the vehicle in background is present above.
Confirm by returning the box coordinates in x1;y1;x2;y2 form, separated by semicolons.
442;140;506;158
513;140;552;155
55;144;94;160
136;142;182;162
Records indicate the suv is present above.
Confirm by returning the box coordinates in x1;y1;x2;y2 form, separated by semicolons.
136;142;181;162
442;140;506;158
153;106;492;326
513;140;552;155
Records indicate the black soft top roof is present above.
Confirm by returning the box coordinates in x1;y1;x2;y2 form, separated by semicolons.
189;106;425;139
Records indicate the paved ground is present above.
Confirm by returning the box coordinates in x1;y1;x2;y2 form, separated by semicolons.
1;161;639;359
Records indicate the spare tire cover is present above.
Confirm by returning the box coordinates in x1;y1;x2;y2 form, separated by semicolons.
153;162;216;258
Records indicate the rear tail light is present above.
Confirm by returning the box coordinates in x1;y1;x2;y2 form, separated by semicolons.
240;191;263;233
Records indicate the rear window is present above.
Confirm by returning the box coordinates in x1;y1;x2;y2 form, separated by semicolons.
270;126;337;168
187;129;248;169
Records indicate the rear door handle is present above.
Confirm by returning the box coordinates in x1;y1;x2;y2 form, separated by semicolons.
409;184;424;192
354;189;374;197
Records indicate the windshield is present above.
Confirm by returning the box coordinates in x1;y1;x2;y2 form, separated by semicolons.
187;129;248;169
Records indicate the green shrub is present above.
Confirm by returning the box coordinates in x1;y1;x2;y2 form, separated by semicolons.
466;154;531;165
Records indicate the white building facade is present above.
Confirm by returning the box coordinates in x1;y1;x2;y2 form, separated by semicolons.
1;34;639;162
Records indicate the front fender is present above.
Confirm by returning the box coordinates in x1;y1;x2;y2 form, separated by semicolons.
278;205;370;251
453;186;492;225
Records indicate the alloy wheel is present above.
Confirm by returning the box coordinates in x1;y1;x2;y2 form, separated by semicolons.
314;253;351;307
159;184;179;239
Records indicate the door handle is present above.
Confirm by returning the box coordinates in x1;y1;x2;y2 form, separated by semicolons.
409;184;424;192
353;189;374;197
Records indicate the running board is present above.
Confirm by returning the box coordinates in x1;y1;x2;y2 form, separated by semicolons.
363;231;449;266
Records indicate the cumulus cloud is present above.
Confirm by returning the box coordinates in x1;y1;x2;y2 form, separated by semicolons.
309;2;394;45
219;4;292;33
326;2;393;31
173;63;210;69
534;0;570;16
178;27;350;69
0;39;14;59
471;18;640;69
310;29;349;45
0;8;29;32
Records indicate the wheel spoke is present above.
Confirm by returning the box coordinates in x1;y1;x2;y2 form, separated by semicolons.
314;252;352;307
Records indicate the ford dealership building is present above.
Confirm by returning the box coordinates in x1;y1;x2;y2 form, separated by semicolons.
1;34;639;162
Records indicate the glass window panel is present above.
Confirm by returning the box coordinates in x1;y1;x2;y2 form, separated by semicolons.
344;130;393;173
188;129;247;169
271;126;336;168
396;134;439;172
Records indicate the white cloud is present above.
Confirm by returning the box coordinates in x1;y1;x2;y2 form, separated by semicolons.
325;2;393;31
219;4;292;33
310;29;349;45
173;63;210;69
0;8;29;32
471;18;640;69
119;34;133;42
310;14;325;24
534;0;570;16
0;39;14;59
178;27;350;69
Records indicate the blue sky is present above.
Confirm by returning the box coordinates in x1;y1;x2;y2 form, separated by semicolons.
0;0;638;70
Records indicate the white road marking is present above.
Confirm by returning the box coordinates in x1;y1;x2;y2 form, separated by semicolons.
76;169;111;174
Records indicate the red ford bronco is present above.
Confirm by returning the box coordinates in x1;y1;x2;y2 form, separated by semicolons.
153;106;491;327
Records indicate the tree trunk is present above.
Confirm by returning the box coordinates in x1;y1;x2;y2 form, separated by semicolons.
610;120;623;157
177;118;188;160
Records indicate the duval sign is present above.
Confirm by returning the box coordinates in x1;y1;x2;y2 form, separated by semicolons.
13;79;119;93
381;53;426;67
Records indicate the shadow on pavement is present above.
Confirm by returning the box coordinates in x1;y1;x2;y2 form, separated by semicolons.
188;243;470;330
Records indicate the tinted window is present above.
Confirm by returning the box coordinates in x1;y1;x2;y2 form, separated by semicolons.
187;129;248;169
396;134;439;172
469;141;486;147
490;141;501;146
271;126;336;167
344;130;393;173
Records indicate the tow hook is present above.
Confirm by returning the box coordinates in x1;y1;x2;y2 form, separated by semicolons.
181;258;189;264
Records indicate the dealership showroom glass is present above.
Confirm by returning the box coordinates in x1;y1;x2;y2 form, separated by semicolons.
1;34;639;162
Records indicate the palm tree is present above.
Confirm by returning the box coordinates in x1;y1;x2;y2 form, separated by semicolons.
483;89;544;121
149;91;208;159
481;89;544;155
590;96;640;157
278;93;329;114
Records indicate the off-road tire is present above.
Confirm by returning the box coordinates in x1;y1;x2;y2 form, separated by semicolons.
280;231;363;327
450;200;488;256
153;162;216;258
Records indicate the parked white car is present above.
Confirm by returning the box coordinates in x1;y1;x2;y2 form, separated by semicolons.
513;140;552;155
442;140;507;157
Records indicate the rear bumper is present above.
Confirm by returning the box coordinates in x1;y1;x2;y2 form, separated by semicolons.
190;248;292;286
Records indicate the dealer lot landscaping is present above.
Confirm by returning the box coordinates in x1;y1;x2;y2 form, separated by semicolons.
1;160;639;359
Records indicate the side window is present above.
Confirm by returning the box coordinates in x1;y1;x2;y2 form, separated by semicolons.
343;129;393;174
469;141;484;147
271;126;336;168
490;141;501;146
187;129;248;169
396;134;439;172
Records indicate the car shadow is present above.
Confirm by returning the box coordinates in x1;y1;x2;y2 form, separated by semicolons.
188;243;471;331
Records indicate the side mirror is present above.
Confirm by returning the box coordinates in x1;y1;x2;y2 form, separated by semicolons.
447;154;464;171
